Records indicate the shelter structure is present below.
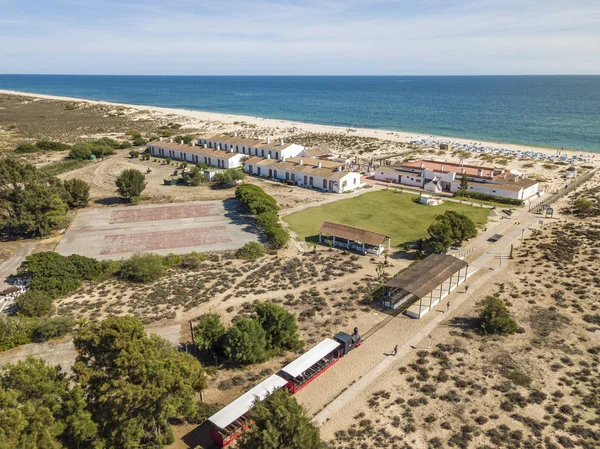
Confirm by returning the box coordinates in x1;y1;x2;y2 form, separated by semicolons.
382;254;469;318
278;338;342;394
318;222;390;256
208;374;287;447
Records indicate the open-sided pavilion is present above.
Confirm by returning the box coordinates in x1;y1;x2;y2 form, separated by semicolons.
318;222;390;256
381;254;469;318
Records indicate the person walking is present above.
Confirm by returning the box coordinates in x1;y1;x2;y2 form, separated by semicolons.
446;301;450;313
428;334;432;349
393;345;398;356
465;285;469;294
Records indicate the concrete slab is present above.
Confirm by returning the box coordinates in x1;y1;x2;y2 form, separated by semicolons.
55;199;258;260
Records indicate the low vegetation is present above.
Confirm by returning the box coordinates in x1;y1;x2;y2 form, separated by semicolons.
456;190;524;206
15;140;70;153
115;168;147;202
236;242;266;260
0;159;90;237
195;302;302;366
477;295;519;335
236;184;290;249
68;137;120;160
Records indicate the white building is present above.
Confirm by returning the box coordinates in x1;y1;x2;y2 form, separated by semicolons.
244;156;363;193
146;139;244;169
374;160;540;201
197;134;304;160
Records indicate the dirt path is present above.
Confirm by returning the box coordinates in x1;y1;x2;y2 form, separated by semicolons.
0;242;35;290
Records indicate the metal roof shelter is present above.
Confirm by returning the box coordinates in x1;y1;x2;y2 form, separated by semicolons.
319;222;391;256
208;374;287;430
281;338;341;378
382;254;469;317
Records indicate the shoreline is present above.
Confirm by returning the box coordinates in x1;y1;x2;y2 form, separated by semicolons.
0;89;596;159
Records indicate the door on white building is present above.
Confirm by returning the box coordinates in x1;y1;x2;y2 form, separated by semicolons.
323;179;327;190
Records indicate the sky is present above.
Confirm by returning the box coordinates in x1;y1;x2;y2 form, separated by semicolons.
1;0;599;75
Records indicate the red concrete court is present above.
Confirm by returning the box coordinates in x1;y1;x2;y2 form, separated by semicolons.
56;200;258;260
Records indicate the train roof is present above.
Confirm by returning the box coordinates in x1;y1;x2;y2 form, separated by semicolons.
281;338;341;378
208;374;287;430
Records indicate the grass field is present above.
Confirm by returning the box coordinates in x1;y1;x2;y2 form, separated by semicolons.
283;190;491;248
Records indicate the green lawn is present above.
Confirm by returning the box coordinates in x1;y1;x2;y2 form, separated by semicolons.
283;190;491;248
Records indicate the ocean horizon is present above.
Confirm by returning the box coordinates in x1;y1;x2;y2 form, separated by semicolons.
1;75;599;153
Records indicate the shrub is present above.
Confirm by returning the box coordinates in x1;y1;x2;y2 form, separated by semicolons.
63;178;90;208
213;169;246;187
115;169;147;201
174;135;194;145
180;252;205;269
235;184;279;215
457;191;524;206
194;313;226;356
129;150;141;158
187;401;221;424
15;143;38;153
35;140;71;152
66;254;106;280
477;296;519;335
162;253;182;268
15;290;53;317
254;302;302;351
236;242;266;260
255;212;290;249
32;317;75;342
118;253;167;283
132;136;147;146
183;166;206;186
0;316;37;350
120;141;132;149
69;138;118;160
19;252;84;299
222;318;268;365
127;129;142;138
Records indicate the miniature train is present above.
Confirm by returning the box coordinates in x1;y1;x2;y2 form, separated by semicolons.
208;327;362;447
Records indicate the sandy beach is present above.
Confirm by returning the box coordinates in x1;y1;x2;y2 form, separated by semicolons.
1;89;595;159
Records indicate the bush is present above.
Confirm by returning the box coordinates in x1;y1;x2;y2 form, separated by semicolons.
478;296;519;335
69;138;118;160
183;166;206;186
222;318;268;365
213;169;246;187
64;178;90;208
132;136;147;146
236;242;266;260
254;302;302;351
15;143;38;153
162;253;182;268
118;253;166;283
129;150;141;158
194;313;226;356
19;252;84;299
256;212;290;249
15;290;53;317
115;169;147;200
32;317;75;342
0;316;37;350
66;254;106;280
457;191;524;206
35;140;71;152
235;184;279;215
174;135;194;145
120;141;132;149
187;401;221;424
180;252;205;269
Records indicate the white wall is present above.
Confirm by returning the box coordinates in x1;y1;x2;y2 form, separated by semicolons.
147;145;243;169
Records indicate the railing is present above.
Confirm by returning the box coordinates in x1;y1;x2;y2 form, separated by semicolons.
529;169;598;214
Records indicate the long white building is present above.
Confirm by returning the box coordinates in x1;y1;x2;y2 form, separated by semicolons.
146;138;244;169
244;156;363;193
196;134;304;160
374;159;540;201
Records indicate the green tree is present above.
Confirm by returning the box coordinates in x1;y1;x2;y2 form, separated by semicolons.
236;242;266;260
15;290;53;317
115;169;147;201
212;169;246;187
222;318;268;365
457;173;469;196
477;296;518;335
427;211;477;252
194;313;226;358
63;178;90;208
254;302;302;351
0;357;98;449
118;252;166;283
238;389;324;449
73;316;207;448
132;136;147;146
19;252;83;299
183;166;206;186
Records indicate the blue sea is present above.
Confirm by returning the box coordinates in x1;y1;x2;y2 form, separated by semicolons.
1;75;599;153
